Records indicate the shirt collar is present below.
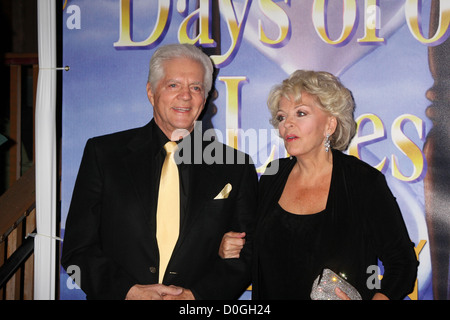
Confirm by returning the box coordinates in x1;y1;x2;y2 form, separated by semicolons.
151;119;200;157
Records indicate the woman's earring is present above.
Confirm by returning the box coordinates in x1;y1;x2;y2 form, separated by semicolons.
324;134;331;152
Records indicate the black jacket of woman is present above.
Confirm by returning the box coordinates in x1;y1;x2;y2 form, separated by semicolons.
252;149;418;300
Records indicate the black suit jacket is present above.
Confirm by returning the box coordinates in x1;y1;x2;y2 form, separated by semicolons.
61;120;258;300
252;150;418;300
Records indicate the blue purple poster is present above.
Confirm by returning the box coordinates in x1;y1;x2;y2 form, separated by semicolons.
60;0;450;300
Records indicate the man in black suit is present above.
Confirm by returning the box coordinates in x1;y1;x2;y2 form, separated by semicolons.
61;44;258;300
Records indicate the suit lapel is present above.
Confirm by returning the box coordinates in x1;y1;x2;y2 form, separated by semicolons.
172;138;220;255
123;123;157;232
173;164;214;254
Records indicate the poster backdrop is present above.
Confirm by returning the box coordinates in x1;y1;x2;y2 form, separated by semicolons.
60;0;450;300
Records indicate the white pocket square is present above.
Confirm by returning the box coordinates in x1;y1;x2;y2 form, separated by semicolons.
214;183;232;199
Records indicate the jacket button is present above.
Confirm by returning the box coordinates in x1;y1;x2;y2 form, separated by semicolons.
149;267;157;274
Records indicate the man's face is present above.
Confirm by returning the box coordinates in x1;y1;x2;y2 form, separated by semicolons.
147;57;207;140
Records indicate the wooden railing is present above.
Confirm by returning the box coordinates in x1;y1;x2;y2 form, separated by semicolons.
0;165;35;299
0;53;38;299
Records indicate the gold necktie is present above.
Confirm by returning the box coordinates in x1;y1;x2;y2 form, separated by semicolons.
156;141;180;283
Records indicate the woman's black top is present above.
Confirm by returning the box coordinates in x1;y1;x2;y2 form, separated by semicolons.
257;203;328;299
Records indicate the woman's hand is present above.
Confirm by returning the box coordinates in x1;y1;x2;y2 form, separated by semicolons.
372;292;389;300
334;287;351;300
335;287;389;300
218;231;246;259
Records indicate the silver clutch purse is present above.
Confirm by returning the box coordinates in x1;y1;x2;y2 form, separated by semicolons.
310;268;362;300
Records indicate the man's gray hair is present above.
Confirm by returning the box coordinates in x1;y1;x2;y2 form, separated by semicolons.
148;43;214;98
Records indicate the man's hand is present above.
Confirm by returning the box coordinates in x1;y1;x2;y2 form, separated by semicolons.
218;231;246;259
125;284;183;300
163;288;195;300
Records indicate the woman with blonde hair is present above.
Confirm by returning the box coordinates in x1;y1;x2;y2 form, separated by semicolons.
221;70;418;300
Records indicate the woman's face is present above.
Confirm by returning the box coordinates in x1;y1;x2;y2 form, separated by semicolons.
276;92;336;158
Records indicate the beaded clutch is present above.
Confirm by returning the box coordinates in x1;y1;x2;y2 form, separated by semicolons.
310;268;362;300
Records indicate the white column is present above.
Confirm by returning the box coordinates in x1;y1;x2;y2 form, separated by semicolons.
34;0;57;300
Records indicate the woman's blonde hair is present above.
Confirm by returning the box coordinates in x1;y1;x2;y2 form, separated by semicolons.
267;70;356;151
